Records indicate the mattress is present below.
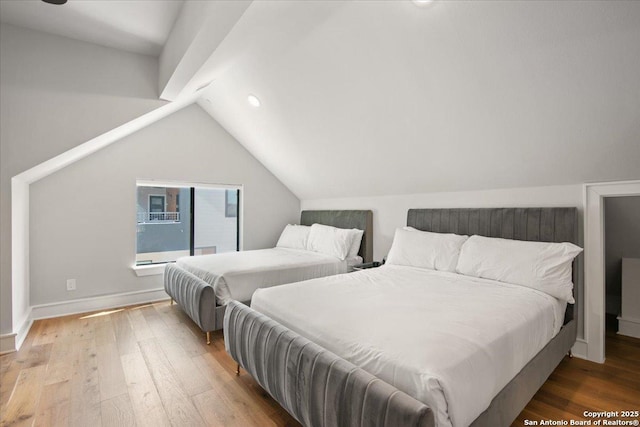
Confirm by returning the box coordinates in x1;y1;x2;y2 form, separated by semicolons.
175;247;357;305
251;265;566;427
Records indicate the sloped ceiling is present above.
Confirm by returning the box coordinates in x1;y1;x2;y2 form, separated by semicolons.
0;0;184;56
3;1;639;200
194;0;640;200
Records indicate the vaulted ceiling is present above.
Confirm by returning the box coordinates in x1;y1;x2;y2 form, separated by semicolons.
0;0;184;56
3;1;640;200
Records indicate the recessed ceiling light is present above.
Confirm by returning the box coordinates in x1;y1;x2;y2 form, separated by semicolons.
247;94;261;108
412;0;435;6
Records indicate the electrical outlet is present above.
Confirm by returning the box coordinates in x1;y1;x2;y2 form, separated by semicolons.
66;279;76;291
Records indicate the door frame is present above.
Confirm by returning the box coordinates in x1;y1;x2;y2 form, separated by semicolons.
583;180;640;363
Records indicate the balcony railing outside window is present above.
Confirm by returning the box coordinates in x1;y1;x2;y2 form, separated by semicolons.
137;212;181;223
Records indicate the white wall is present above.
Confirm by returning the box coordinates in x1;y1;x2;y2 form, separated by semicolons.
302;184;585;335
0;24;165;336
29;104;299;306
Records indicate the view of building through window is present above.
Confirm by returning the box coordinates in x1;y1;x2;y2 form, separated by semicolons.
136;184;239;265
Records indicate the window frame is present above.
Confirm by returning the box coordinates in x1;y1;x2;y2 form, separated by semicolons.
148;194;166;212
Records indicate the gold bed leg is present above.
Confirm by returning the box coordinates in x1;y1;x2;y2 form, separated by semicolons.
170;298;174;305
568;350;573;358
206;331;211;345
236;363;241;376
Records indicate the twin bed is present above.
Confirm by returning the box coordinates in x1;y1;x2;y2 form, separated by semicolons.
224;207;581;427
164;210;373;341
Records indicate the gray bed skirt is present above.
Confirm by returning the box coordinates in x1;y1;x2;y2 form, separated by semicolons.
225;300;577;427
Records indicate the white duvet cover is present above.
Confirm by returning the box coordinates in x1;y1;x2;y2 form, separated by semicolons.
251;265;565;427
175;248;356;305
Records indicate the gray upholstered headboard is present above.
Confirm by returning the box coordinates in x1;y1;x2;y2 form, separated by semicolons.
301;210;373;263
407;208;577;245
407;208;579;322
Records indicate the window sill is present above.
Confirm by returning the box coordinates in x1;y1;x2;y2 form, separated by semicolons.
132;264;166;277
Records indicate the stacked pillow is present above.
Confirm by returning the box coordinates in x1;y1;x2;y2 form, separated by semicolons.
455;235;582;303
276;223;364;261
386;227;582;303
275;224;311;250
386;227;468;272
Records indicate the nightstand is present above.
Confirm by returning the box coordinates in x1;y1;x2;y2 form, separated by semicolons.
352;261;382;271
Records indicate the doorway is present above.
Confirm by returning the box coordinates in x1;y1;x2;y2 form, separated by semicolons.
604;197;640;337
584;180;640;363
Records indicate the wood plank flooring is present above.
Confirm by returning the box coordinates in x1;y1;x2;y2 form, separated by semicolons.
1;301;638;427
514;330;640;426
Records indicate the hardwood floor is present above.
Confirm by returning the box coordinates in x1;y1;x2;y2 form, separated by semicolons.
514;330;640;426
1;301;638;427
0;302;299;427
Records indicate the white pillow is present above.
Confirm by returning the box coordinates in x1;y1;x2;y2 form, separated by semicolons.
276;224;311;250
307;224;354;260
347;229;365;259
386;228;468;272
456;235;583;303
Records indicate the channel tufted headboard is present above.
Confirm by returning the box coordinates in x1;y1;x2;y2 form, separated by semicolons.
407;208;577;244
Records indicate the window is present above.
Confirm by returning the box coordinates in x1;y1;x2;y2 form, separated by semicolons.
136;183;240;265
148;195;167;220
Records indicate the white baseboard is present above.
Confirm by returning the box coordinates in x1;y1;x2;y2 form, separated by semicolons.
1;310;33;355
30;288;169;320
571;338;588;360
0;333;17;355
618;316;640;339
1;289;169;354
15;315;33;351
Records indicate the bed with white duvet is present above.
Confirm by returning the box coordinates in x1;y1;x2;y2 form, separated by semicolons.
164;209;373;339
251;265;566;427
224;207;582;427
176;247;361;305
